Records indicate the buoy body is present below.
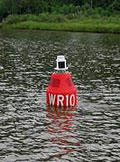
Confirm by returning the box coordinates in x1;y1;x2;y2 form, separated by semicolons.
46;72;77;107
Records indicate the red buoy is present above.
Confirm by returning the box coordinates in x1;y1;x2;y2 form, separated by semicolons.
46;56;77;107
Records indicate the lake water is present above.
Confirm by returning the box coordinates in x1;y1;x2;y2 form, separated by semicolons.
0;30;120;162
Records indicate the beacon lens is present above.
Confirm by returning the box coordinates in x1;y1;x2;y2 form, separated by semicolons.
54;55;68;71
58;61;65;69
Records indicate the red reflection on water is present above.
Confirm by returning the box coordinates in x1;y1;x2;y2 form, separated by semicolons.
46;106;81;158
46;106;77;133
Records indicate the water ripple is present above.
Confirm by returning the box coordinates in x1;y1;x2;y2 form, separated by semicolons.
0;30;120;162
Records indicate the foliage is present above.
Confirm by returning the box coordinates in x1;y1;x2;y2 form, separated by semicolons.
58;4;77;15
3;19;120;34
4;13;67;24
0;0;120;22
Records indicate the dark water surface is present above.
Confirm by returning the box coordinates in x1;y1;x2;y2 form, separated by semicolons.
0;30;120;162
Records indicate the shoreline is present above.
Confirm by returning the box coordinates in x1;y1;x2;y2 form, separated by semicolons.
1;20;120;34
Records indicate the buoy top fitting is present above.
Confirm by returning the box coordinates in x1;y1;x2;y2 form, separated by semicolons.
54;55;68;72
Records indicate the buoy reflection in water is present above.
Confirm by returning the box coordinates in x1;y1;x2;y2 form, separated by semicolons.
46;106;80;158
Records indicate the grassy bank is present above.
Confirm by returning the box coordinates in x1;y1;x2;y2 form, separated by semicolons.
1;14;120;33
2;20;120;33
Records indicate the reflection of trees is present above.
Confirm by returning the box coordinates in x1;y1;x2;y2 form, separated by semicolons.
46;106;80;158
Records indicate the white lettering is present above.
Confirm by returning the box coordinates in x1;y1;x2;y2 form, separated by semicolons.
49;93;56;105
48;93;76;107
66;95;69;107
57;95;64;107
70;94;75;106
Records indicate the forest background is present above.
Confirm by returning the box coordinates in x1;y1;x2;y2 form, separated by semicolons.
0;0;120;33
